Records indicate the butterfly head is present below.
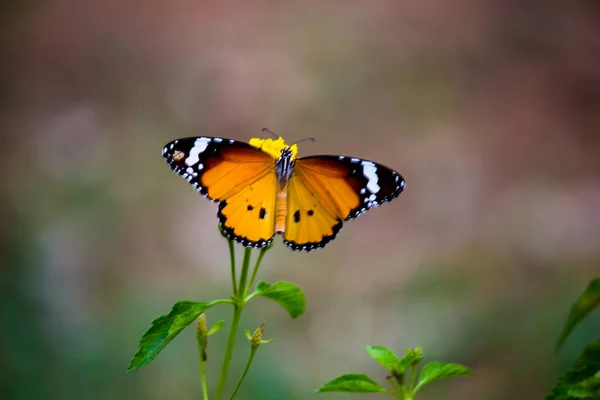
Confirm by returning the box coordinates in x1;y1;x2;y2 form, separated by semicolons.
249;137;299;160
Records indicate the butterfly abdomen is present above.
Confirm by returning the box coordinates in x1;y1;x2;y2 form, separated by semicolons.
274;149;296;234
275;189;287;234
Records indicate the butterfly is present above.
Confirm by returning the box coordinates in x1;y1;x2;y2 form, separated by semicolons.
162;132;405;251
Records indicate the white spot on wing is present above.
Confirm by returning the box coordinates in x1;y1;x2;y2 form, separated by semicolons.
185;138;211;166
350;158;360;163
361;161;380;194
214;138;223;143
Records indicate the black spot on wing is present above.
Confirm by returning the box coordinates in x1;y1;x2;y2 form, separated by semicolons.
247;204;254;211
259;207;267;220
258;207;267;219
283;220;343;252
307;209;314;216
293;210;300;223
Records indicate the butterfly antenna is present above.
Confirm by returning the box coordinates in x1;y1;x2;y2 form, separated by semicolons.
262;128;315;146
261;128;279;139
292;137;315;146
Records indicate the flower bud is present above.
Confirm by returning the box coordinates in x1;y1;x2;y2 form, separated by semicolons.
196;314;208;361
251;322;265;349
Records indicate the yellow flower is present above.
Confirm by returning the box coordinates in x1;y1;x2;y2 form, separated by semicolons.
249;137;299;159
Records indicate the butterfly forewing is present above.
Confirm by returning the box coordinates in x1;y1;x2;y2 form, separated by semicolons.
162;137;278;247
295;156;405;220
162;137;275;201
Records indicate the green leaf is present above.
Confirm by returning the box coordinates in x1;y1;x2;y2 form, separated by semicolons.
254;281;306;318
546;338;600;400
556;278;600;350
127;300;220;371
398;347;424;372
365;346;401;372
414;362;474;392
316;374;388;393
207;320;225;336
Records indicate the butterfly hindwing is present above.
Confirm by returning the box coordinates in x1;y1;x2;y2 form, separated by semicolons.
163;137;278;247
283;171;343;250
218;170;278;247
283;155;405;250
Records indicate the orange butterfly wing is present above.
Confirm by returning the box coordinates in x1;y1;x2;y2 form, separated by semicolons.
217;171;278;247
283;156;404;250
163;137;278;247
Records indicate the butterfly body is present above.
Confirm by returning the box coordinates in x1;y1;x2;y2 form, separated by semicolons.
162;135;405;251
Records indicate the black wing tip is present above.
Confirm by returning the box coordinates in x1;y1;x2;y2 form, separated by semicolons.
162;157;215;200
388;168;405;196
345;170;405;220
284;221;343;252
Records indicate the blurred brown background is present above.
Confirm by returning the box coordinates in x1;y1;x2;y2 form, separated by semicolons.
2;1;599;399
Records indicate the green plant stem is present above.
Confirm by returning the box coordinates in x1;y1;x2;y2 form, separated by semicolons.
228;347;258;400
237;247;252;296
228;238;237;296
386;376;402;398
246;246;267;296
392;373;405;398
214;247;253;400
199;348;209;400
214;305;242;400
408;364;418;395
397;382;409;400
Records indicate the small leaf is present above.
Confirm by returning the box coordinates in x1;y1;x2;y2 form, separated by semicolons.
546;338;600;400
207;320;225;336
398;347;424;372
128;300;220;371
365;346;401;372
556;278;600;350
316;373;388;393
254;281;306;318
414;362;474;392
244;329;252;341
